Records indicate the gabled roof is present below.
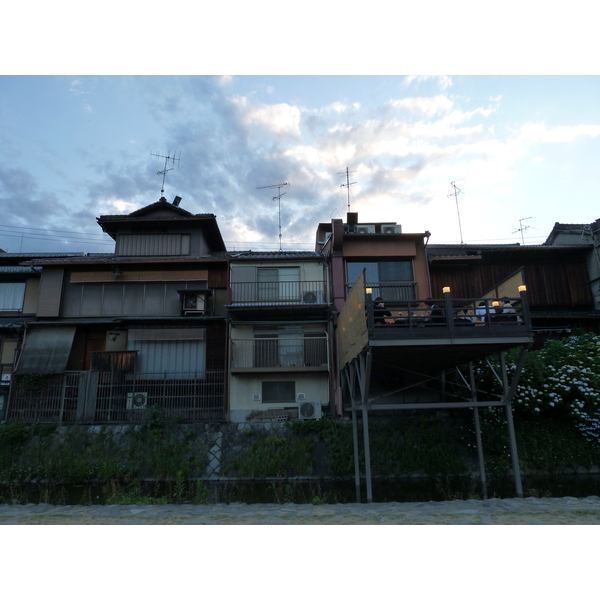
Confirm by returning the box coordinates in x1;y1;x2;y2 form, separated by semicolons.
96;197;226;252
543;222;596;245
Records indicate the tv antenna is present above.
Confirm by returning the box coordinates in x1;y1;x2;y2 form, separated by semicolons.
257;181;290;251
151;151;180;197
512;217;535;244
448;180;465;244
338;167;357;211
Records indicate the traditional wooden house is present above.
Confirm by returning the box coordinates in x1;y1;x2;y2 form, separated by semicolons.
227;251;330;422
7;197;229;424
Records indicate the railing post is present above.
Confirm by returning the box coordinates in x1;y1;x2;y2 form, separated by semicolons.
519;287;531;327
443;289;454;334
365;288;375;335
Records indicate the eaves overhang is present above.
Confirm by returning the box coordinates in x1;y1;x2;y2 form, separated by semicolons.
21;255;229;267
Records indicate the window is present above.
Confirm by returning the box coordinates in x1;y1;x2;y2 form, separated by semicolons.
257;267;299;301
0;282;26;311
127;328;206;379
262;381;295;403
346;260;414;300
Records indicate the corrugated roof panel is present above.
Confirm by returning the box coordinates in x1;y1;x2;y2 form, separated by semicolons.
16;326;76;374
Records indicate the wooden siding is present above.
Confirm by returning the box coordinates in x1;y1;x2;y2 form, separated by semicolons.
37;269;64;317
430;260;593;308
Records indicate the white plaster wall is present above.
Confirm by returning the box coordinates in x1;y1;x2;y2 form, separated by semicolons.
229;371;329;422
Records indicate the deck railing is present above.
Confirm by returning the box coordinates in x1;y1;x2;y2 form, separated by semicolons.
366;293;532;340
231;336;329;370
7;369;226;424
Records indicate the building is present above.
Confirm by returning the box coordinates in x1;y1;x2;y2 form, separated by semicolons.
6;196;229;424
227;250;331;422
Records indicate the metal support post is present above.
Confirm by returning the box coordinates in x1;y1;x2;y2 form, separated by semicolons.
345;366;362;503
469;361;487;499
499;350;526;498
359;351;373;502
362;403;373;503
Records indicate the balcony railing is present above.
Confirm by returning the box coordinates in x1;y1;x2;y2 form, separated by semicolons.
231;336;329;370
229;280;327;306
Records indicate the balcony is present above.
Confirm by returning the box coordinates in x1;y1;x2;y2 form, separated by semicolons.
338;274;534;378
229;280;327;307
230;336;329;372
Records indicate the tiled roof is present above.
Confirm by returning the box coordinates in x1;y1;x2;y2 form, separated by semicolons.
0;266;40;273
0;252;85;258
226;250;323;260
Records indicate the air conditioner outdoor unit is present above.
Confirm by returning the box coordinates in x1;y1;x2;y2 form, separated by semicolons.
355;224;376;234
381;224;401;234
183;292;206;313
127;391;148;410
298;400;322;420
302;290;323;304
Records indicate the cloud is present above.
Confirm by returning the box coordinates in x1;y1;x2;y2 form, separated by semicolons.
230;96;302;139
521;123;600;144
44;77;599;253
404;75;453;90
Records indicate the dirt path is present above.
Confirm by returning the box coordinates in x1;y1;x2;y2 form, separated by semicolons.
2;496;600;524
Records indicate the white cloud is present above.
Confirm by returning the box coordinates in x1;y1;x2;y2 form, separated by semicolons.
388;95;454;117
404;75;453;90
521;122;600;144
230;96;302;137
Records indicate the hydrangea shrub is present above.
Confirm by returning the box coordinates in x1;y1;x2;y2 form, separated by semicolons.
512;333;600;443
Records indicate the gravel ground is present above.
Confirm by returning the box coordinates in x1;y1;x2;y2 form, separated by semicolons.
2;495;600;524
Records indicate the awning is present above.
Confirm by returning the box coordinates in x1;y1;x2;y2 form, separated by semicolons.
16;326;76;374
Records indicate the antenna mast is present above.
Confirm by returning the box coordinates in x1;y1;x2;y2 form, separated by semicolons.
338;167;357;211
448;180;465;244
512;217;534;245
151;151;180;197
256;181;290;251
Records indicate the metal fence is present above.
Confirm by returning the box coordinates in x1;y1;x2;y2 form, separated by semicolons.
7;369;226;424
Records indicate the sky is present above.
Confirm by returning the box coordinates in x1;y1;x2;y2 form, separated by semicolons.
1;6;599;256
1;75;599;254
